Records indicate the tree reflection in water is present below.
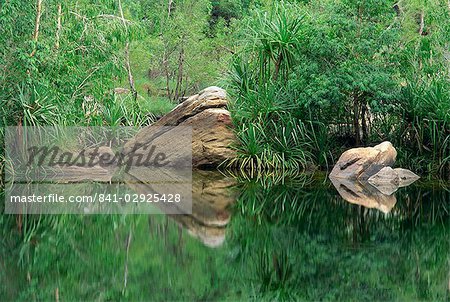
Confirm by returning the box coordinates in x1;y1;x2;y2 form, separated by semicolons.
0;172;448;301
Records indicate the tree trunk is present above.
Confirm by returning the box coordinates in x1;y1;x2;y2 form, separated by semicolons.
168;0;173;17
118;0;126;27
125;42;137;101
353;92;361;146
55;3;62;49
174;45;184;102
182;74;188;97
418;10;425;69
419;10;425;36
30;0;43;57
272;52;282;81
118;0;137;101
361;101;367;144
163;47;171;100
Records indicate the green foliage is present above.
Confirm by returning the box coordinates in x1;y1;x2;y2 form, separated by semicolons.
0;1;449;301
0;0;135;127
1;0;447;175
246;1;306;81
225;113;316;174
128;0;236;102
227;0;450;177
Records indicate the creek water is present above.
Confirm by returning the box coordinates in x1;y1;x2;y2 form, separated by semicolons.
0;171;449;301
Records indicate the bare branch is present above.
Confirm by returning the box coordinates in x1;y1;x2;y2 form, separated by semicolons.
30;0;43;57
125;42;137;101
168;0;173;18
419;10;425;36
55;3;62;49
117;0;137;101
96;14;132;24
118;0;127;30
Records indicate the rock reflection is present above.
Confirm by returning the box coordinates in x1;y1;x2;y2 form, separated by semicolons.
126;170;237;247
330;177;397;214
30;165;238;247
330;173;420;213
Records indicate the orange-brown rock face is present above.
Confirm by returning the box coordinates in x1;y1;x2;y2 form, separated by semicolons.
123;86;236;168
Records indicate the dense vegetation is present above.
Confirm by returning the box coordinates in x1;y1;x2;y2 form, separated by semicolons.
0;0;232;127
1;1;448;301
227;0;450;177
1;0;449;176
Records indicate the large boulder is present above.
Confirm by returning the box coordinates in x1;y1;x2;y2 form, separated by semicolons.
329;141;397;180
123;86;236;168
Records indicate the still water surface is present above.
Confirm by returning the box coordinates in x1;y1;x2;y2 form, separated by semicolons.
1;171;449;301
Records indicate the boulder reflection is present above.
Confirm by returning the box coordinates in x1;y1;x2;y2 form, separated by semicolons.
330;172;420;214
126;170;237;247
330;178;397;214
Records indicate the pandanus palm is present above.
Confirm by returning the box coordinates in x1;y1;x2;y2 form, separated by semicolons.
250;2;305;82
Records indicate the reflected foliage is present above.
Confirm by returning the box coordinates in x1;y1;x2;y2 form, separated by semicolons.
0;175;449;301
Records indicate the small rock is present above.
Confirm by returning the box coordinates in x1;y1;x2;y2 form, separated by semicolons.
368;167;400;195
367;167;420;192
368;167;399;185
394;168;420;187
